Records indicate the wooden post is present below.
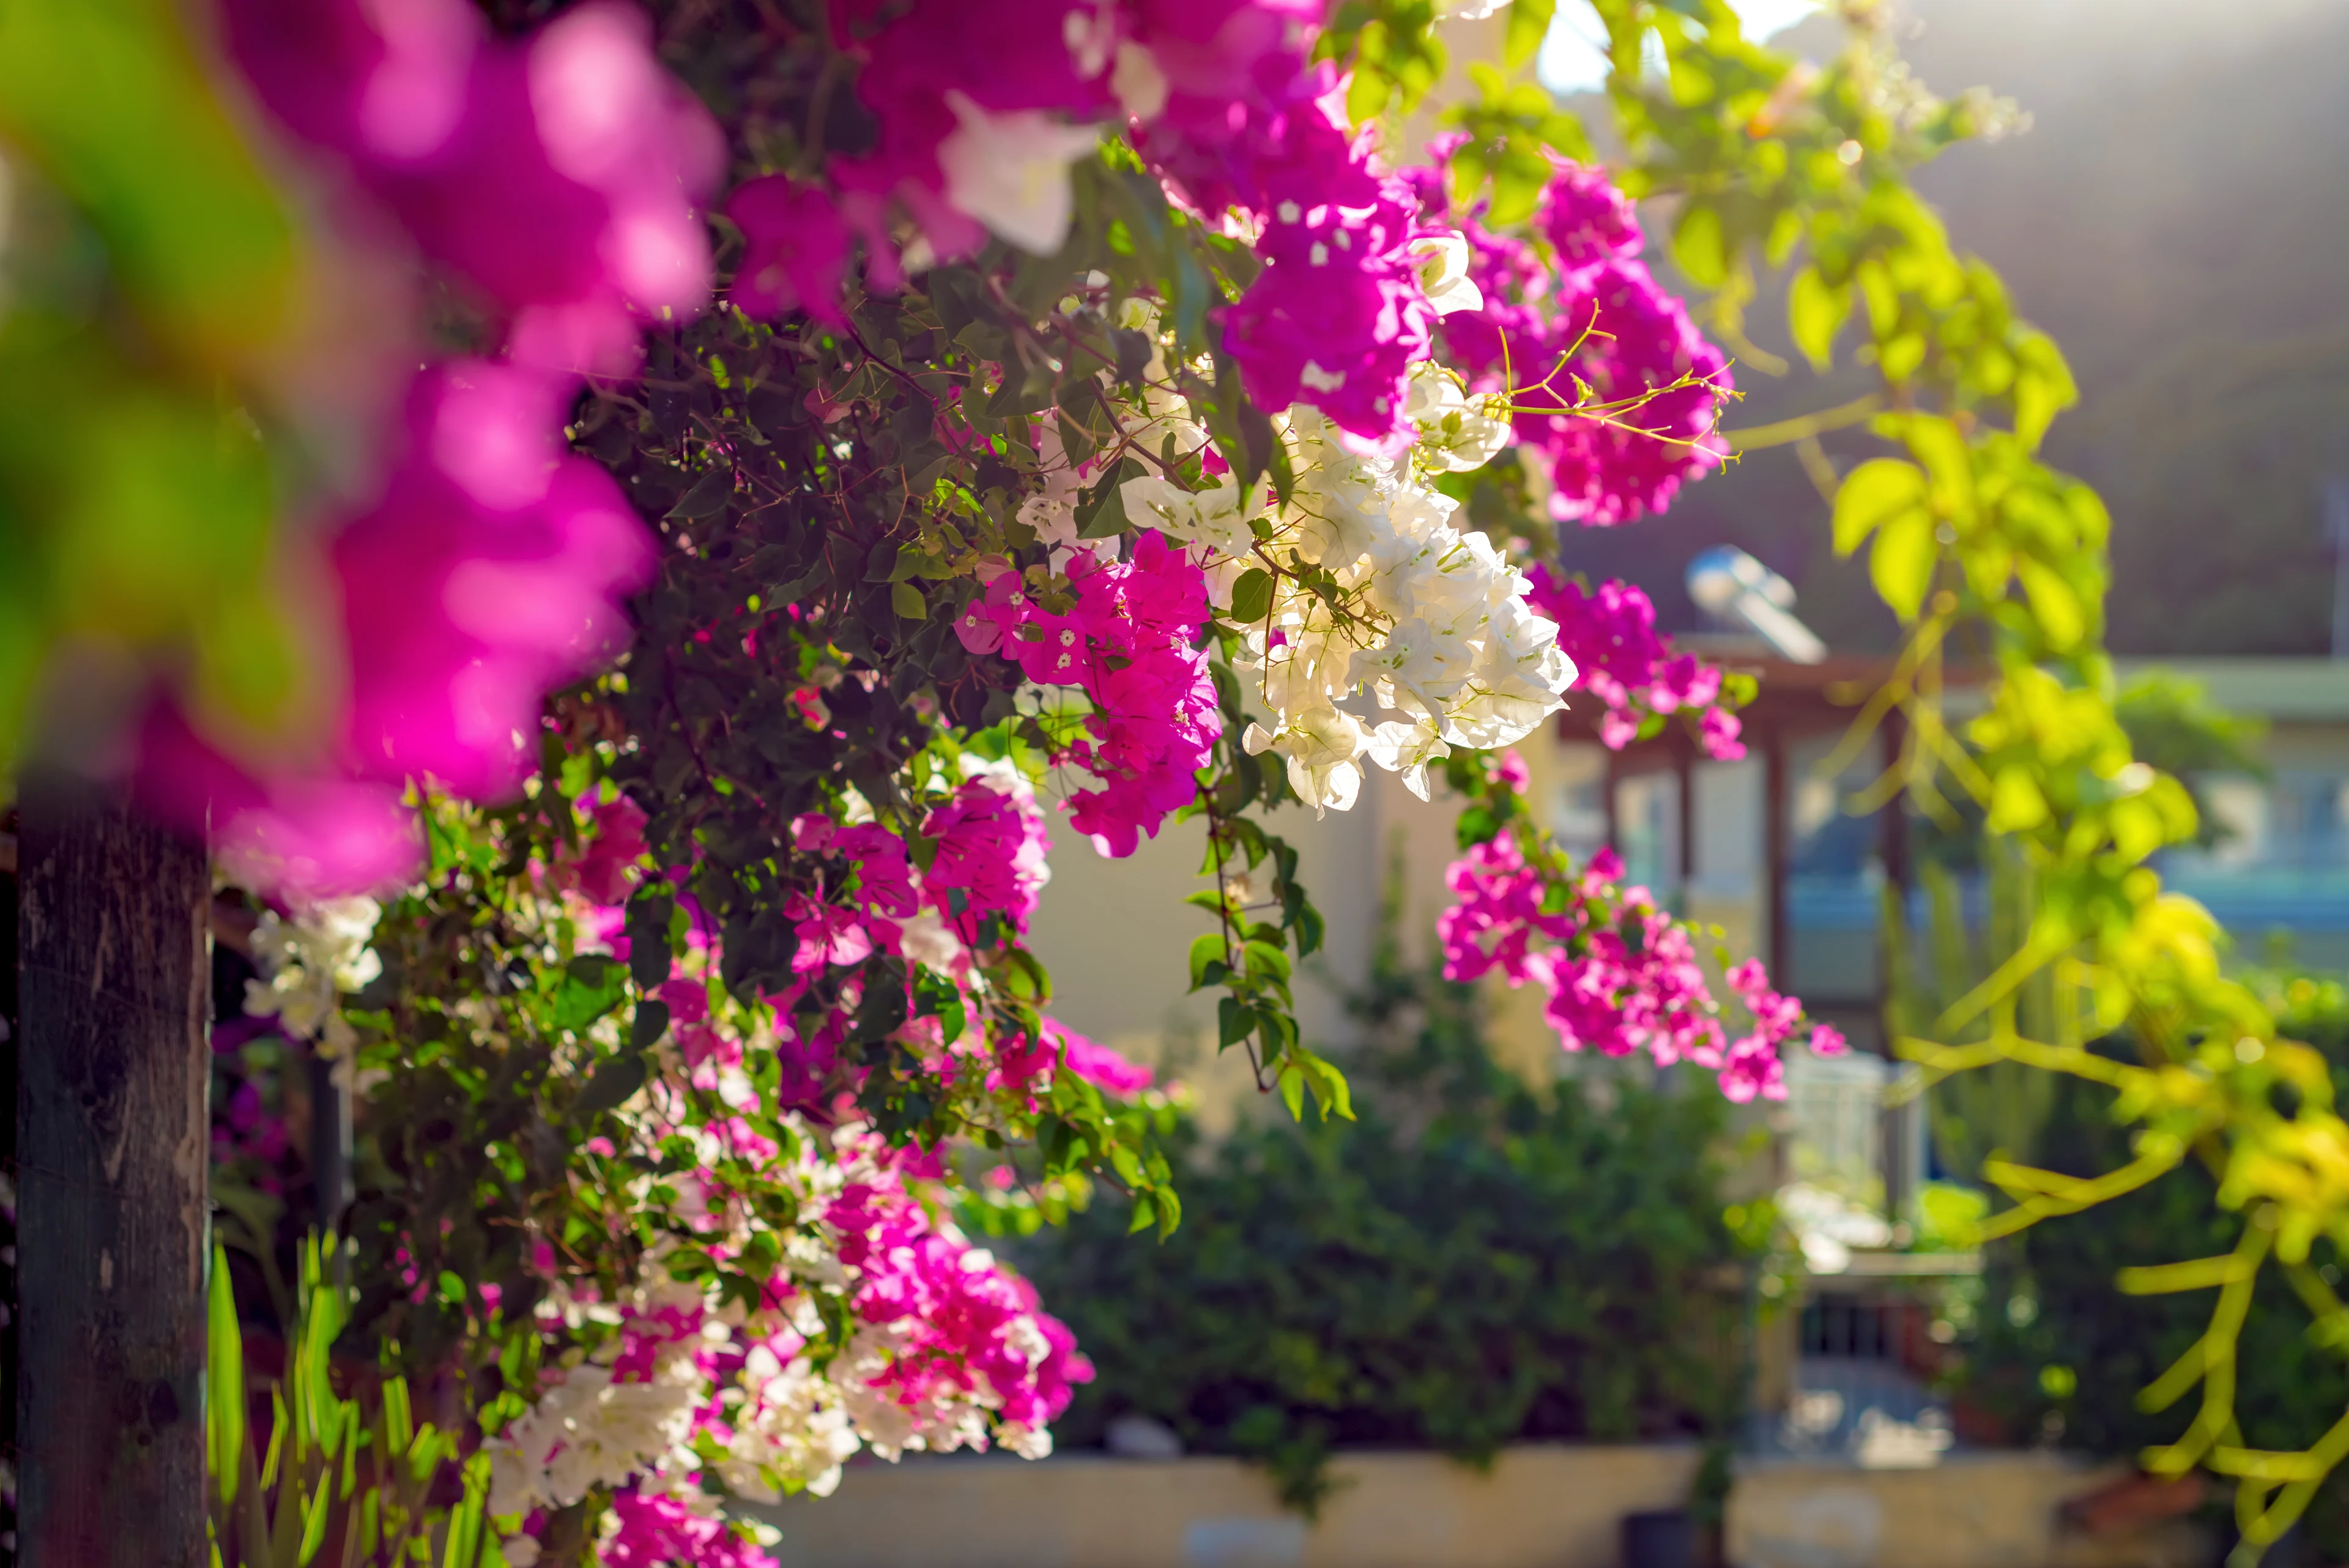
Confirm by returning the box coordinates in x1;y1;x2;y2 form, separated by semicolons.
15;770;210;1568
1763;724;1789;984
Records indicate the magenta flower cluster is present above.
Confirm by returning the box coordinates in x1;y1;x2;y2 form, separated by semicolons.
956;532;1223;858
922;778;1056;944
1438;830;1842;1103
828;1151;1092;1436
158;0;1475;896
1215;75;1438;448
566;796;1149;1111
555;1130;1090;1568
140;0;719;897
1129;2;1448;447
725;0;1444;449
1523;564;1744;760
602;1493;773;1568
1423;152;1732;526
220;0;718;376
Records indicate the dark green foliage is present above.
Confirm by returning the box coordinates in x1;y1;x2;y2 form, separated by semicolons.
2116;672;2269;849
1015;956;1753;1512
1962;972;2349;1556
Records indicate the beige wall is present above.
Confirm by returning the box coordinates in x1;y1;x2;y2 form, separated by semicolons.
1024;766;1465;1098
1022;707;1791;1101
752;1447;2206;1568
758;1445;1703;1568
1729;1455;2206;1568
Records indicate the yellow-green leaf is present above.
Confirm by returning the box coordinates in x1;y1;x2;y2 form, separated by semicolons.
2017;558;2085;650
1831;459;1927;555
2013;331;2077;448
1869;507;1938;620
1504;0;1556;70
1672;203;1728;289
1276;1063;1307;1121
1988;765;2050;833
1787;266;1849;370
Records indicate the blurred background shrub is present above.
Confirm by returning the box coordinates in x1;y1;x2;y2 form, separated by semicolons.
1009;940;1759;1512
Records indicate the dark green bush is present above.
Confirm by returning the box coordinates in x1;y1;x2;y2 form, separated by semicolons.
1012;958;1755;1511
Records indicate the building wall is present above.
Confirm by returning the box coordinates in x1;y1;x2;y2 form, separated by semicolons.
1023;766;1467;1114
750;1447;2202;1568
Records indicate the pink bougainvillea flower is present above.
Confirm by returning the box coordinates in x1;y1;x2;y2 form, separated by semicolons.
1422;155;1732;524
1524;565;1743;762
223;0;719;376
727;175;852;325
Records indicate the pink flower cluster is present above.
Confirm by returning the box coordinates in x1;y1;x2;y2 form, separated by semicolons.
1215;73;1438;447
1523;565;1743;760
729;0;1121;317
994;1019;1159;1099
722;0;1444;448
539;792;1149;1114
829;1151;1093;1437
1426;154;1732;526
497;1128;1091;1567
783;771;1049;968
1126;0;1335;219
786;817;921;975
546;790;655;908
922;778;1054;943
1438;833;1840;1102
954;533;1222;857
138;0;721;897
603;1492;773;1568
220;0;719;376
1127;4;1445;446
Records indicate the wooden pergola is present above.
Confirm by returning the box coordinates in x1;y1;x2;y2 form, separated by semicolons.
1564;649;1913;987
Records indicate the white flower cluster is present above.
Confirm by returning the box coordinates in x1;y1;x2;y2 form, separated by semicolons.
485;1293;705;1520
485;1120;1061;1564
1123;360;1570;809
242;895;383;1055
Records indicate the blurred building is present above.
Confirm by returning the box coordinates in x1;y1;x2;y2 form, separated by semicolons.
2140;659;2349;968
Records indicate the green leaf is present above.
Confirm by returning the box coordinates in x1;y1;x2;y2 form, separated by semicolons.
1831;459;1928;556
1987;765;2049;833
1228;568;1274;626
1277;1063;1307;1121
1671;203;1728;289
552;957;628;1033
1218;995;1257;1048
891;581;927;620
2017;557;2085;650
297;1470;333;1564
626;894;675;989
666;466;735;521
1188;931;1230;990
207;1243;244;1507
1075;459;1140;539
1233;392;1278;494
1242;939;1291;983
1505;0;1557;69
2012;331;2077;450
1869;507;1938;620
630;998;672;1050
1299;1052;1355;1122
576;1050;647;1116
1787;266;1849;371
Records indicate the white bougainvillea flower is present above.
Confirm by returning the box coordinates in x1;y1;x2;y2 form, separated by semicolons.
938;92;1103;255
1409;231;1486;316
1405;362;1512;473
